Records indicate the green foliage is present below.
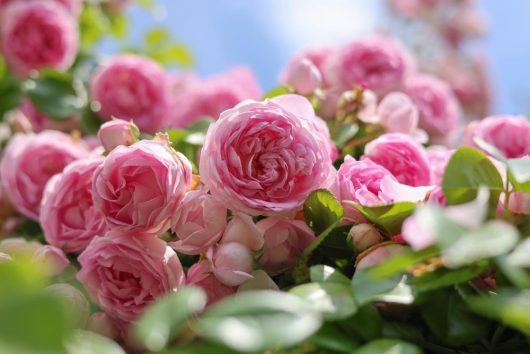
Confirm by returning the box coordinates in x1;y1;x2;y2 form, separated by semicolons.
352;338;422;354
352;270;413;306
262;85;293;99
354;202;416;235
79;4;129;50
64;330;125;354
290;282;357;320
508;157;530;193
310;265;350;286
304;189;344;234
0;58;22;120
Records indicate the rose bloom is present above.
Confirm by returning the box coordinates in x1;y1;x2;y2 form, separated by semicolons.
40;156;107;253
0;1;78;77
364;133;431;187
404;73;462;144
0;0;83;16
169;186;227;255
77;233;185;322
377;92;419;135
256;217;314;275
19;98;79;132
326;36;414;96
92;139;192;234
90;55;172;133
199;94;335;215
281;46;335;87
426;146;454;186
0;130;87;220
186;260;236;305
169;66;262;128
462;115;530;158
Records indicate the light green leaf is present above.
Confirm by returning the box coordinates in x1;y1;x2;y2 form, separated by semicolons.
352;338;422;354
262;85;293;99
310;265;350;286
65;330;124;354
304;189;344;234
352;271;413;306
354;202;416;235
290;282;357;320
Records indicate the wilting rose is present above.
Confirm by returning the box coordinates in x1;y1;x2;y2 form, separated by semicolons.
40;156;107;253
169;186;227;255
326;36;414;96
256;217;314;275
209;242;253;286
92;139;192;234
0;130;87;220
200;94;335;216
90;55;171;133
169;66;262;128
186;260;236;305
364;133;431;186
77;233;185;322
0;1;78;77
462;115;530;158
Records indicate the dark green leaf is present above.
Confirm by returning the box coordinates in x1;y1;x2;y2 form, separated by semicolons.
310;323;359;352
290;282;357;320
304;189;344;234
352;338;422;354
345;304;382;341
80;107;102;135
0;74;22;119
354;202;416;235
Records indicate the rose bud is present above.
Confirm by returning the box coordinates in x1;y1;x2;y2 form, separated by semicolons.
45;283;89;328
97;119;139;153
86;312;119;339
186;260;236;305
377;92;419;135
33;245;70;277
349;224;382;252
221;213;264;251
355;242;407;269
210;242;253;287
285;58;322;95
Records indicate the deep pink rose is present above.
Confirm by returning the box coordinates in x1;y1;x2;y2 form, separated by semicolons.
169;186;227;255
92;139;192;234
169;66;262;128
0;0;82;16
186;260;236;305
256;217;314;275
404;73;462;144
90;55;171;133
462;115;530;158
326;36;414;96
364;133;431;186
19;98;78;133
0;130;87;220
0;1;78;77
77;234;185;322
200;94;335;216
40;156;107;253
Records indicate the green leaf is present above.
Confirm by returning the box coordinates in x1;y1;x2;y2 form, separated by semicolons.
0;74;22;119
142;27;194;68
310;323;359;352
442;147;504;216
310;265;350;286
354;202;416;235
333;123;359;148
197;290;322;353
507;238;530;267
25;70;85;119
80;107;102;135
345;304;382;341
412;263;489;293
165;341;241;354
262;85;293;99
508;157;530;193
352;270;413;306
368;246;439;279
473;137;507;162
304;189;344;234
65;330;125;354
468;290;530;335
352;338;422;354
135;287;207;352
290;282;357;320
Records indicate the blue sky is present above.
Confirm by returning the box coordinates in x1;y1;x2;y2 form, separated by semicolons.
110;0;530;115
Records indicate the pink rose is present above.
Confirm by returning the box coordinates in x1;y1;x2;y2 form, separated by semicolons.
77;234;185;322
40;156;107;253
281;46;335;87
186;260;236;305
404;73;462;144
87;312;119;339
169;186;227;255
389;0;440;18
256;217;314;275
92;139;192;234
364;133;431;186
426;146;454;185
209;242;253;286
19;98;79;133
169;66;262;128
326;36;414;96
97;119;139;153
509;192;530;215
283;58;322;95
462;115;530;158
90;55;171;133
349;223;382;252
0;130;87;220
0;1;78;77
377;92;419;135
0;0;83;17
200;94;335;216
221;212;264;251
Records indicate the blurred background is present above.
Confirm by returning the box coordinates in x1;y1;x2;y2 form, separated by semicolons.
101;0;530;115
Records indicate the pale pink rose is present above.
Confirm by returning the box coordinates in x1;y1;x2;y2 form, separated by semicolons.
77;234;185;322
509;192;530;215
401;215;435;251
281;46;335;87
221;213;263;251
40;156;107;253
45;283;89;327
364;133;431;186
356;242;407;269
283;58;322;95
97;119;139;153
318;87;342;120
92;139;192;234
462;115;530;158
426;146;454;185
169;66;262;128
404;73;462;143
33;245;70;276
0;0;83;16
326;36;414;96
19;98;79;133
169;186;227;255
87;312;119;339
256;217;314;275
186;260;236;305
349;223;382;252
377;92;419;135
0;131;87;220
209;242;253;286
200;94;335;216
90;55;171;134
0;1;78;77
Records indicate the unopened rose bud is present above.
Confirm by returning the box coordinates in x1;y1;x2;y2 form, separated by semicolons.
286;58;322;95
97;119;139;153
355;242;406;269
211;242;253;286
33;245;69;277
377;92;419;134
45;283;89;328
349;224;382;252
87;312;119;339
221;213;264;251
